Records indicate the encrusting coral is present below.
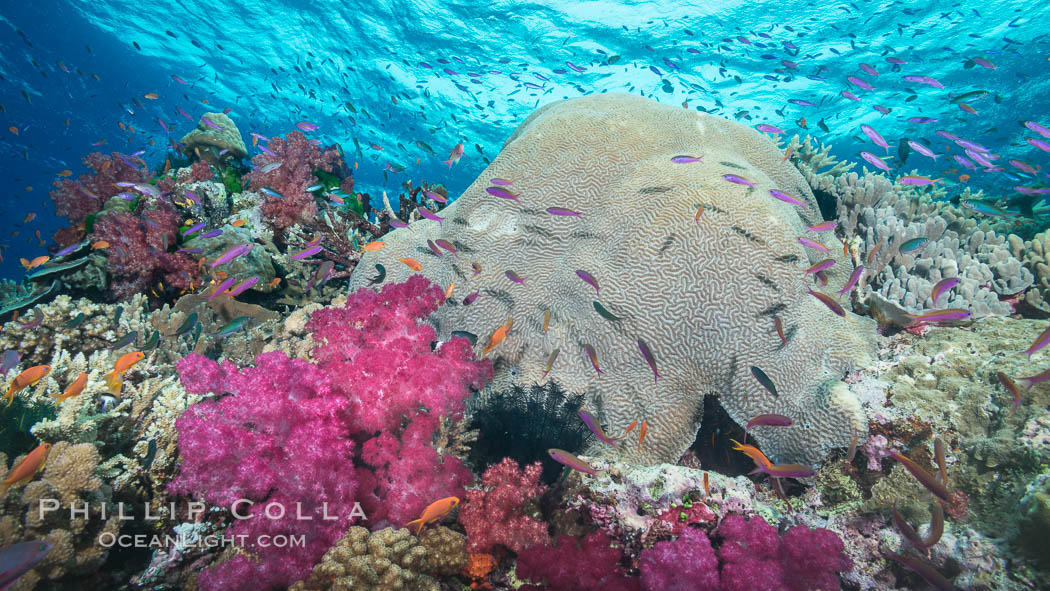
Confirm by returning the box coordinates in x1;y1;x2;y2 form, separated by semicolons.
348;93;877;467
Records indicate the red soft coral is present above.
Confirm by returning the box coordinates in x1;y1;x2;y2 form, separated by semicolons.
48;151;147;245
89;200;198;300
459;458;550;554
244;130;345;230
516;533;640;591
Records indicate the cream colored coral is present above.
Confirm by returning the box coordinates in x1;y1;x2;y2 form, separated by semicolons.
291;527;439;591
418;526;467;576
348;94;876;466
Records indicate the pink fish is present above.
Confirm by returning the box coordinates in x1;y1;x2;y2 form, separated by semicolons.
769;189;805;207
840;90;860;101
1025;121;1050;139
296;121;318;132
903;75;944;89
861;151;892;172
548;448;603;476
211;243;252;267
744;413;794;436
1029;137;1050;153
417;207;444;224
723;174;754;187
505;270;526;285
807;221;836;232
578;411;619;447
930;277;959;306
290;245;322;260
847;76;873;90
861;125;889;153
576;270;599;294
860;63;879;76
671;155;703;163
425;191;448;204
953;155;977;170
486;187;520;202
546;207;581;216
973;57;997;70
1010;160;1037;174
805;259;836;274
907;140;938;161
808;289;845;316
207;276;238;301
751;462;815;479
1024;324;1050;359
797;237;829;253
228;276;259;296
443;143;464;167
177;107;193;120
873;105;891;115
837;265;864;295
755;124;784;134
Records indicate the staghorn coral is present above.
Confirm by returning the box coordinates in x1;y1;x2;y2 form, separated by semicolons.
0;441;121;588
348;93;876;467
791;134;1031;319
289;526;447;591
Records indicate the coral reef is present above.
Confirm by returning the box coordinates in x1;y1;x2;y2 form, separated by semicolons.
48;151;148;246
515;532;640;591
790;135;1031;318
348;93;876;467
1009;229;1050;315
178;112;247;167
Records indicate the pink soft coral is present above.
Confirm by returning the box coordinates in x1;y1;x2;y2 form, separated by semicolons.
48;151;147;244
89;201;198;300
639;527;720;591
459;458;550;554
717;514;851;591
169;353;358;591
244;130;345;230
516;532;641;591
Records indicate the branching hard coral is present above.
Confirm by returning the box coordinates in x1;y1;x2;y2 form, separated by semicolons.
289;526;453;591
459;458;550;554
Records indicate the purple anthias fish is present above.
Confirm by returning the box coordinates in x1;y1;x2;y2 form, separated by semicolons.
490;178;513;186
744;413;793;435
389;219;410;229
797;237;829;253
427;240;443;257
578;411;619;446
637;338;659;384
53;241;86;257
751;463;816;479
549;448;602;476
808;221;836;232
505;270;526;284
930;277;960;306
576;270;599;294
546;207;582;217
1025;121;1050;139
966;149;994;168
769;189;805;207
1028;137;1050;152
805;259;836;274
486;186;520;202
788;98;816;107
228;276;259;296
955;138;989;153
259;145;277;157
723;174;754;187
906;309;971;326
671;155;703;163
1;349;20;374
841;90;860;101
208;276;238;301
908;117;939;124
847;76;873;90
418;207;444;224
861;151;891;172
838;265;865;295
211;243;252;267
755;124;784;134
463;291;479;306
908;140;938;161
954;155;977;170
860;125;889;152
291;245;322;260
903;75;944;88
0;541;52;589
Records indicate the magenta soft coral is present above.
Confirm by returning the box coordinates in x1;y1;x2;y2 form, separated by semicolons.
516;532;640;591
459;458;551;554
89;202;198;300
717;514;851;591
48;151;147;245
169;352;359;591
244;130;344;230
639;527;720;591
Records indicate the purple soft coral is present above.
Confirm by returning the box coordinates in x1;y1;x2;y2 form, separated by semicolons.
639;527;720;591
516;532;640;591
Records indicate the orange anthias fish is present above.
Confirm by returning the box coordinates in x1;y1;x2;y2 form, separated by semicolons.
5;365;51;407
482;318;513;357
20;255;49;270
443;143;464;168
231;219;246;228
144;93;159;99
638;420;648;452
54;373;87;404
0;442;51;496
104;352;144;397
405;496;459;535
362;241;385;252
730;438;773;470
400;257;422;272
444;283;455;299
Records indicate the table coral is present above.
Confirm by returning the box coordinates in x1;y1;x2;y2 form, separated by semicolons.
348;93;876;467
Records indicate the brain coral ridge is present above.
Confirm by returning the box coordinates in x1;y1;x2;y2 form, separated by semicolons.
349;94;876;467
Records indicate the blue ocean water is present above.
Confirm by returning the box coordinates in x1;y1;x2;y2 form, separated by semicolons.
0;0;1048;277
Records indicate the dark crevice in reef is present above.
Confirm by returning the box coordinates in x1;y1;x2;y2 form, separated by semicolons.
689;394;752;477
813;187;838;223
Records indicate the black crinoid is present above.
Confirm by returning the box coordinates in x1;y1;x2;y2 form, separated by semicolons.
466;379;594;484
